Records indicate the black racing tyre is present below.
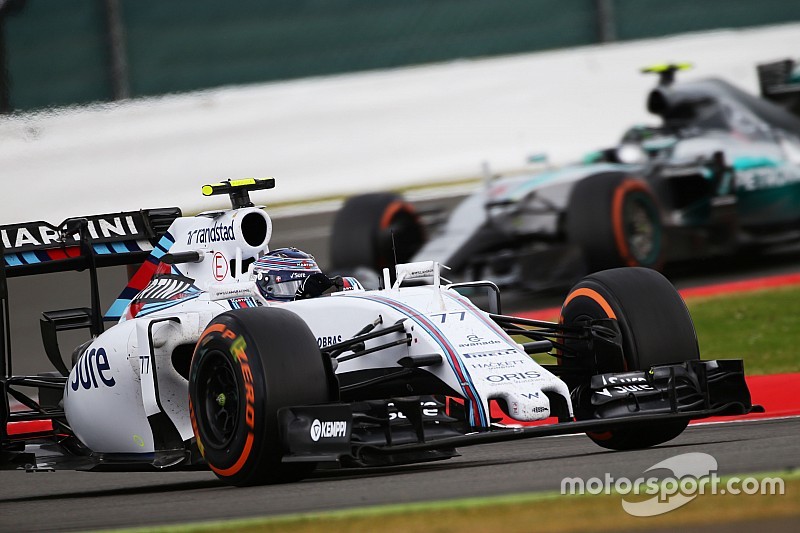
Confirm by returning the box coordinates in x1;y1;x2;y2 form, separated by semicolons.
560;267;699;450
566;172;664;272
189;307;334;486
330;193;425;272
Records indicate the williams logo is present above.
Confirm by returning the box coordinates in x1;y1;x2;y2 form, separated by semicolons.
310;419;348;441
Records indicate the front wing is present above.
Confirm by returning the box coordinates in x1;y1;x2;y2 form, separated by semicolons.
3;359;759;472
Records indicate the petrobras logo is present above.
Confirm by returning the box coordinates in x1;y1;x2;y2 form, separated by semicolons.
736;165;800;192
317;335;342;348
310;419;348;441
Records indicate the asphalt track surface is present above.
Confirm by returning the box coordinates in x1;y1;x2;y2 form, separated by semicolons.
2;196;800;531
0;418;798;532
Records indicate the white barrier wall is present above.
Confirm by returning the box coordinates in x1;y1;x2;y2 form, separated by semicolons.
1;23;799;224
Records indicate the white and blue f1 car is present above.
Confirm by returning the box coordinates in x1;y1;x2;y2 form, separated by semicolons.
0;179;759;485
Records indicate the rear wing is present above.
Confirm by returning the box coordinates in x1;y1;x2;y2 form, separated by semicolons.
757;58;800;118
0;207;181;381
1;208;181;277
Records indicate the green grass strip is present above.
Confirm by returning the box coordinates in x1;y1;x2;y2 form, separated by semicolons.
530;284;800;374
689;284;800;375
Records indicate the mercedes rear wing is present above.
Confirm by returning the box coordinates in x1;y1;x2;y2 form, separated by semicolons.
757;58;800;118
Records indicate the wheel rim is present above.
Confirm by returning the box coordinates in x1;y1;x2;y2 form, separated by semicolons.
622;192;661;265
196;349;240;449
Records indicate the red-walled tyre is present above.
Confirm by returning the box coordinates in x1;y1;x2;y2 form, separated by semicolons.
189;307;334;486
330;193;425;272
560;267;699;450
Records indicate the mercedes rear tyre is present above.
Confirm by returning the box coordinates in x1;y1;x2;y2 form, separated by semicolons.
330;193;425;272
560;267;699;450
567;172;664;273
189;307;335;486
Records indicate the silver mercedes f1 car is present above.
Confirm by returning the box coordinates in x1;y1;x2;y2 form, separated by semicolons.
329;62;800;290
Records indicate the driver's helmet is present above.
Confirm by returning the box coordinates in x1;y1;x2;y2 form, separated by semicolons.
252;248;321;302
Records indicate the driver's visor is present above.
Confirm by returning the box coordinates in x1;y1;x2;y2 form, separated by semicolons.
258;279;305;298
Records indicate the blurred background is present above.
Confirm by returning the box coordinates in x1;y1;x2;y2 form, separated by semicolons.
3;0;800;111
1;0;799;223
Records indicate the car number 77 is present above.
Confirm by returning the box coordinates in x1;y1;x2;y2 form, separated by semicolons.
429;312;466;323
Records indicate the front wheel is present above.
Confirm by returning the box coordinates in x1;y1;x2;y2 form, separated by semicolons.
560;267;699;450
189;307;334;486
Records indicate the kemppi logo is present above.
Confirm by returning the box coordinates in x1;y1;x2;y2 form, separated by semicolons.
310;419;347;441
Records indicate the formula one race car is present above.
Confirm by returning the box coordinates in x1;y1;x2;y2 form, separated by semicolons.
1;179;759;486
329;62;800;290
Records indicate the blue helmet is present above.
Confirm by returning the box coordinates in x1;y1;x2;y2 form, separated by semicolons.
252;248;321;302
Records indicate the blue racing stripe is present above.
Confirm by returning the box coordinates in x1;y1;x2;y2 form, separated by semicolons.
21;252;40;264
137;294;201;316
93;243;113;255
111;242;129;254
105;299;130;320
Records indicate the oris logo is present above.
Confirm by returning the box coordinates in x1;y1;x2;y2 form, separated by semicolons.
485;370;541;383
310;419;348;441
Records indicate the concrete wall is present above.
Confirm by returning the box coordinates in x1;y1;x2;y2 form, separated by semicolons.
4;0;800;110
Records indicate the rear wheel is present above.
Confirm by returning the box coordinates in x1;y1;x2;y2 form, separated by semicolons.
189;307;334;486
567;172;664;272
560;267;699;450
330;193;425;272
